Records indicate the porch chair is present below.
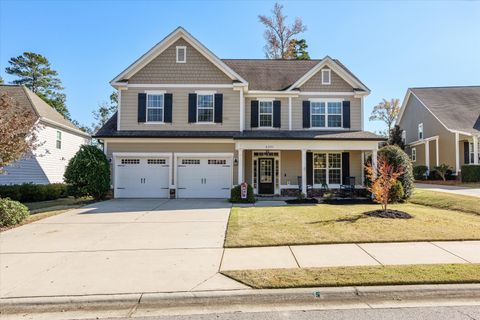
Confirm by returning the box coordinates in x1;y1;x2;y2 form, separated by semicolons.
297;176;313;196
340;176;356;198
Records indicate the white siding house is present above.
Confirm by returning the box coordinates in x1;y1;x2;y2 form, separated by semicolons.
0;85;91;185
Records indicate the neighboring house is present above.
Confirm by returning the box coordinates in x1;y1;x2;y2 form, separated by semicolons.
0;85;91;185
397;86;480;176
94;27;384;199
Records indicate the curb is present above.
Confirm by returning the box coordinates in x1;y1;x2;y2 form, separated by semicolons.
2;284;480;314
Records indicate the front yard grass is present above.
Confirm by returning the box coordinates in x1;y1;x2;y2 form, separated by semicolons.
223;264;480;289
225;202;480;247
410;189;480;215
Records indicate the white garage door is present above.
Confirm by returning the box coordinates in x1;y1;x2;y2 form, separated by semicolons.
177;156;232;198
115;157;170;198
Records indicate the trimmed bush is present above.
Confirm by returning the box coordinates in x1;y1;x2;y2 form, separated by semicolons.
64;145;110;200
389;181;405;203
413;165;429;180
377;145;414;200
461;165;480;182
0;183;68;202
0;198;29;227
230;184;255;203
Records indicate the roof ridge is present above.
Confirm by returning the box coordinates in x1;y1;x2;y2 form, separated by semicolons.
411;85;480;90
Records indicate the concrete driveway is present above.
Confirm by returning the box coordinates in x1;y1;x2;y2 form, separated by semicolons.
415;183;480;198
0;199;247;298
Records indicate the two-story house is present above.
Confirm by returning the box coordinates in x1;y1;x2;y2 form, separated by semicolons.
397;86;480;176
0;85;91;185
94;27;384;198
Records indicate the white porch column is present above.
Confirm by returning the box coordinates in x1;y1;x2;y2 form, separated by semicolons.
372;149;378;175
425;140;430;170
455;132;460;174
436;137;439;166
237;148;244;184
361;151;365;186
474;136;479;165
288;97;292;130
301;149;307;195
239;89;245;132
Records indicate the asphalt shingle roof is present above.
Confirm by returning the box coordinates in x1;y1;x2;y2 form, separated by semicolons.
410;86;480;134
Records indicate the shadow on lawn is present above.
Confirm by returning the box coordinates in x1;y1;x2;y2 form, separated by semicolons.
308;214;368;225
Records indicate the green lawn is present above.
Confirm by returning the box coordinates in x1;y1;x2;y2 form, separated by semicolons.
410;189;480;215
223;264;480;289
25;196;93;213
225;200;480;247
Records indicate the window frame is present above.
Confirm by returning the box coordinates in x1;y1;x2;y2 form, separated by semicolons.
56;130;62;149
145;91;165;123
176;46;186;63
469;141;480;164
313;152;342;186
196;92;215;123
258;99;274;128
309;99;343;129
418;123;424;140
412;147;417;162
402;130;406;143
321;69;331;85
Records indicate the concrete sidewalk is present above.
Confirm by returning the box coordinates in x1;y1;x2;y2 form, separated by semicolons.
415;183;480;198
220;241;480;270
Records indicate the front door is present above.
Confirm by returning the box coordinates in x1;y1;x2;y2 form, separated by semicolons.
258;158;274;194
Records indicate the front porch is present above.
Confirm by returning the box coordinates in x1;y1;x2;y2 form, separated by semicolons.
235;139;379;197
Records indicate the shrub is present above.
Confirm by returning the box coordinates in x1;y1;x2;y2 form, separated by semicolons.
389;180;405;203
432;164;452;181
0;198;29;227
229;184;255;203
461;165;480;182
377;145;414;200
413;165;429;180
0;183;68;202
64;145;110;200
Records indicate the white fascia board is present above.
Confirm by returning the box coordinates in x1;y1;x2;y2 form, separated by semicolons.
112;152;173;158
110;27;247;86
102;138;235;144
39;118;91;138
126;83;235;89
245;91;299;98
235;139;379;151
396;89;412;125
286;56;370;93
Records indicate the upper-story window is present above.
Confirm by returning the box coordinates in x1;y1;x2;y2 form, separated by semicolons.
321;69;331;85
259;100;273;127
176;46;186;63
402;130;406;143
411;147;417;162
310;100;342;128
147;93;164;122
197;94;214;123
56;131;62;149
418;123;423;140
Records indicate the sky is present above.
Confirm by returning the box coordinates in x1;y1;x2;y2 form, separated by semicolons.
1;0;479;134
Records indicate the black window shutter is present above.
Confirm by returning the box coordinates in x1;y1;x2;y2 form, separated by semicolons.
164;93;173;123
342;101;351;128
214;94;223;123
188;93;197;123
138;93;147;123
303;101;310;128
273;100;281;128
306;152;313;185
464;141;470;164
342;152;350;184
251;100;259;128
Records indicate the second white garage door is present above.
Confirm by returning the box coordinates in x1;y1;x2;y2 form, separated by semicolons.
177;156;232;198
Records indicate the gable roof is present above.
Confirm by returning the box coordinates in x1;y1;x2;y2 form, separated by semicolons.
111;27;247;86
0;85;90;137
397;86;480;135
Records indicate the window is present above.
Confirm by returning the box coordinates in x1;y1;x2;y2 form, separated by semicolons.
147;159;166;165
208;159;226;165
147;94;164;122
310;100;342;128
197;94;214;122
182;159;200;165
412;148;417;162
121;159;140;165
402;130;406;143
176;46;186;63
418;123;423;140
259;100;273;127
56;131;62;149
313;153;342;185
469;142;480;163
321;69;331;85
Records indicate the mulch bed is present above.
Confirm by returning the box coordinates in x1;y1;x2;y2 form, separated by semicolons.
364;209;412;219
322;198;373;205
285;198;318;204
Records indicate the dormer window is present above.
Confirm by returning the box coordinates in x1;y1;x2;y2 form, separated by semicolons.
321;69;331;85
176;46;186;63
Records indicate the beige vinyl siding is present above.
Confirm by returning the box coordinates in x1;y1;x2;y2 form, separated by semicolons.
120;87;240;131
349;151;363;185
106;141;238;185
399;94;456;168
281;150;301;186
129;39;232;84
244;97;289;130
291;96;362;130
299;68;354;92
